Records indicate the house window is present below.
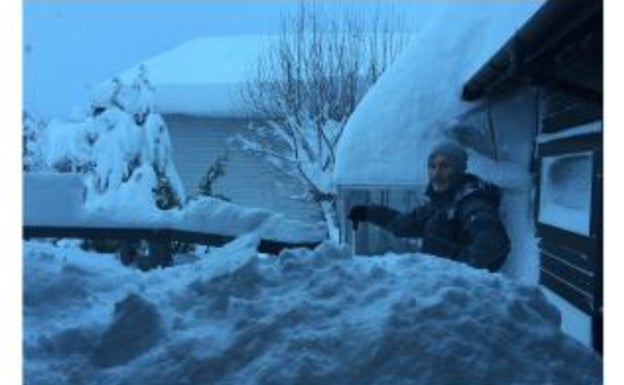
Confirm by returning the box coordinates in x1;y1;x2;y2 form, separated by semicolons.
446;89;538;167
535;125;602;353
445;107;499;160
538;152;593;236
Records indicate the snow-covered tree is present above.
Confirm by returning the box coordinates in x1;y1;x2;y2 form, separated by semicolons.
197;153;229;201
22;111;47;172
238;3;410;239
82;65;186;212
28;66;186;213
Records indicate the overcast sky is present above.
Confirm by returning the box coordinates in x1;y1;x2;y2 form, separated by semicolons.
24;1;293;118
24;1;450;119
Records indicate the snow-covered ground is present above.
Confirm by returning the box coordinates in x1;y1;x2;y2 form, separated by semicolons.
24;238;601;385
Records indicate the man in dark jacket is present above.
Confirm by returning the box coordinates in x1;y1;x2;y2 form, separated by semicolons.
348;140;510;272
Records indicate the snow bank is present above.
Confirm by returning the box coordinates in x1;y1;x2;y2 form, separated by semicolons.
23;172;326;244
177;197;326;244
23;173;86;226
24;239;601;385
334;2;543;186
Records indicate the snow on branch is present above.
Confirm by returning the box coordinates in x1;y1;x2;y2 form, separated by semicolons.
236;3;411;238
25;66;187;215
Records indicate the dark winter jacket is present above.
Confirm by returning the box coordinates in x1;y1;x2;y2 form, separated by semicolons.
360;174;510;272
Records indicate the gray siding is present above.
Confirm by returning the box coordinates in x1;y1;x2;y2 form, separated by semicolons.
164;114;321;222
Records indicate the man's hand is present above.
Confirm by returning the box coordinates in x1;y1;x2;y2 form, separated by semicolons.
348;205;369;228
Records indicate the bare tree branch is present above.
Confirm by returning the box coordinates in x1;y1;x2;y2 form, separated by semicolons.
235;2;410;235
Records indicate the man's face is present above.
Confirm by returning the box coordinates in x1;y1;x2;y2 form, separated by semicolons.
428;154;460;192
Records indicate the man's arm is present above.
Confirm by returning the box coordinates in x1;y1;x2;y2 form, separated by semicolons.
361;205;429;238
456;198;510;272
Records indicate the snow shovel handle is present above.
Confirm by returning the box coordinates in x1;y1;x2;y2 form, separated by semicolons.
350;220;359;255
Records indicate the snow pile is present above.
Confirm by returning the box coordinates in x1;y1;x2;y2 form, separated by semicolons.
84;164;168;222
23;173;86;226
23;172;326;244
177;196;326;244
334;2;543;186
24;239;602;385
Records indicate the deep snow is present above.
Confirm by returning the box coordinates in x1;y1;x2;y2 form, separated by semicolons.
332;2;546;284
24;238;602;385
334;1;543;186
23;172;327;245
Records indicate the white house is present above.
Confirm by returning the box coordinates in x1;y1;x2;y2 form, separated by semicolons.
334;0;602;351
120;35;322;222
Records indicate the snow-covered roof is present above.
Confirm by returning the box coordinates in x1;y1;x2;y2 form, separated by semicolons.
334;2;544;186
120;33;414;119
119;35;272;118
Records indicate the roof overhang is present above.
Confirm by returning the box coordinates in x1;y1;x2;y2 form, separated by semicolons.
461;0;602;103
